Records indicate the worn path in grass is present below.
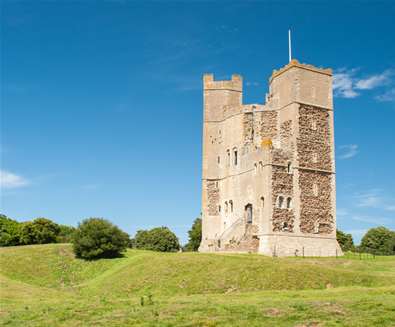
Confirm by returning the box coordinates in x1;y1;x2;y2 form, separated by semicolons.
1;244;394;326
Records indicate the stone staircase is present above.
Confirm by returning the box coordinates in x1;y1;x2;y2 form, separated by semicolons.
215;218;259;253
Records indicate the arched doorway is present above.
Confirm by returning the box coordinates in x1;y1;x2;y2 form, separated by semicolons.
245;204;253;224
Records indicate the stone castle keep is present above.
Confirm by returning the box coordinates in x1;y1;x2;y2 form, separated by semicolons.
199;59;343;256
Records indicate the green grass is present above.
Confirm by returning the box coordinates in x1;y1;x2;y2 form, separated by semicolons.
1;244;394;326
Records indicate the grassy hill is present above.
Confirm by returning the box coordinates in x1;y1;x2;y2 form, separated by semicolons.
1;244;394;326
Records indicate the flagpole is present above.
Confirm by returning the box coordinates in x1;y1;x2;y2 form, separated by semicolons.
288;29;292;63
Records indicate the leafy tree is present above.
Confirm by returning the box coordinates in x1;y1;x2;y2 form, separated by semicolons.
359;226;395;255
336;229;355;252
20;218;60;245
72;218;129;259
0;214;22;246
134;227;180;252
184;218;202;251
57;225;76;243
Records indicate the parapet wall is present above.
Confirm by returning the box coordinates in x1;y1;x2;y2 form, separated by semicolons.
203;74;243;92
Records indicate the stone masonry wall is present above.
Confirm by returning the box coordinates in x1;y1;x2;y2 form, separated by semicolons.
297;105;332;171
243;112;254;145
280;120;293;153
260;111;278;139
299;170;333;234
206;181;220;216
271;165;295;232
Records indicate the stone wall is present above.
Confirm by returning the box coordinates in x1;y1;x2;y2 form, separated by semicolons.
243;112;254;144
299;170;333;234
297;105;332;171
260;111;278;139
206;181;220;216
271;165;295;232
280;120;293;152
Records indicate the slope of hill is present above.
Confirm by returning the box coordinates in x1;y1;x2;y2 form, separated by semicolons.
1;244;394;326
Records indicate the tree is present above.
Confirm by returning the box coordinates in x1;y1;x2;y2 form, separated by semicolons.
0;214;22;246
184;218;202;251
134;227;180;252
72;218;129;259
336;229;354;252
57;225;76;243
359;226;395;255
20;218;60;245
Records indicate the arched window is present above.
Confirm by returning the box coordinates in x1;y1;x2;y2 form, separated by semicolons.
259;161;263;171
218;205;221;213
286;197;292;209
254;163;258;174
229;200;233;213
233;148;238;166
282;221;289;231
227;150;230;166
245;204;253;224
260;196;265;208
314;221;319;234
278;196;284;208
313;184;319;196
287;162;292;174
217;156;220;164
225;201;228;213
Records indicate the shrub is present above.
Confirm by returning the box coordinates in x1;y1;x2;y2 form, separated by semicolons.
0;214;22;246
20;218;60;245
336;229;355;252
184;218;202;251
359;226;395;255
134;227;180;252
72;218;129;259
57;225;76;243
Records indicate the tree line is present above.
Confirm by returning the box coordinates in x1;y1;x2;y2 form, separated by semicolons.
0;214;202;259
1;213;393;258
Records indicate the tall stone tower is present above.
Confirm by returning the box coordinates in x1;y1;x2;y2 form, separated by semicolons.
199;59;342;256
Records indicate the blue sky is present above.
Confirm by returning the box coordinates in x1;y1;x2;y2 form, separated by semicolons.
1;1;394;244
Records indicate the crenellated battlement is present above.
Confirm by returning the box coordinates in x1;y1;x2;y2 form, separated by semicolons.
270;59;332;83
203;73;243;92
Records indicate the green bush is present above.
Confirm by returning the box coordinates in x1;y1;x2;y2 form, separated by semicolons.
184;218;202;251
72;218;129;259
20;218;60;245
0;214;22;246
360;226;395;255
336;229;355;252
134;227;180;252
57;225;76;243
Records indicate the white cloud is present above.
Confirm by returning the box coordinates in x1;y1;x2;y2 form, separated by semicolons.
333;71;359;98
353;189;395;212
355;70;393;90
351;215;391;225
375;88;395;102
338;144;359;159
0;170;29;189
336;208;349;216
354;189;382;208
384;204;395;211
333;68;394;100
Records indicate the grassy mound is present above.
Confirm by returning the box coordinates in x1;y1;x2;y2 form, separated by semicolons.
1;244;395;326
1;244;394;295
